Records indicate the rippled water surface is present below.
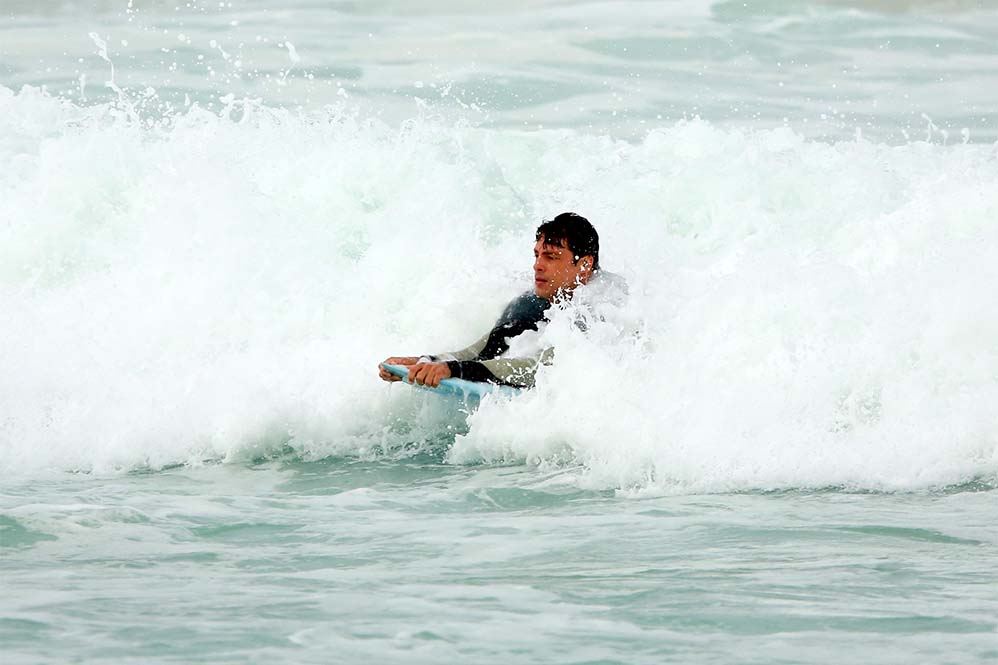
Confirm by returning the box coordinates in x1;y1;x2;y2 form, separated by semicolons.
3;0;998;140
4;462;997;664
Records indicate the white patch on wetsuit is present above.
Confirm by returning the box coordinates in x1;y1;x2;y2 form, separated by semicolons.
504;322;548;359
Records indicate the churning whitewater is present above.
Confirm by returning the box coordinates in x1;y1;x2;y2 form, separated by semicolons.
1;84;996;491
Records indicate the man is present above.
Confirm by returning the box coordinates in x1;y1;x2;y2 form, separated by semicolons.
378;212;623;388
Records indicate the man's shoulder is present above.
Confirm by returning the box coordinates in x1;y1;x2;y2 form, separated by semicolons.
498;291;550;327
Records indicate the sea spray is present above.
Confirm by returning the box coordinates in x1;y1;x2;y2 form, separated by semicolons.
1;85;996;491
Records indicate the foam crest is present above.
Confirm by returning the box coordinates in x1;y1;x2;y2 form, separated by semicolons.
453;129;998;492
1;85;996;491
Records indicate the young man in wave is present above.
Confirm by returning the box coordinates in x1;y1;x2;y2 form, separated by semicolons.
378;212;625;389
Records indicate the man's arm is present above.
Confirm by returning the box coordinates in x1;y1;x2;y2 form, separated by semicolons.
407;349;552;389
420;332;490;363
445;347;554;388
378;332;492;385
380;291;548;387
381;347;554;389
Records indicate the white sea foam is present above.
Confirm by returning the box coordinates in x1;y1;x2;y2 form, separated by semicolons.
1;85;996;491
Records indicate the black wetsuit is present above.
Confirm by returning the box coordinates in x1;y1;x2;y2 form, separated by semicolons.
425;271;627;387
427;292;550;386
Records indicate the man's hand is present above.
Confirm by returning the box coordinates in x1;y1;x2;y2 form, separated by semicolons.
407;362;452;388
379;356;420;382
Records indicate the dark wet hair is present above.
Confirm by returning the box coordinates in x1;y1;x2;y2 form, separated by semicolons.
535;212;600;271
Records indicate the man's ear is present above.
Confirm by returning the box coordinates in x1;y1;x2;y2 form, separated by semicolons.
580;257;593;271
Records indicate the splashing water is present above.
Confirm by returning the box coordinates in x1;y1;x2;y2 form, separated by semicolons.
1;85;995;492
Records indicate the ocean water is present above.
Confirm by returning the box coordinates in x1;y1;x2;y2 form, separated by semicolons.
2;1;997;663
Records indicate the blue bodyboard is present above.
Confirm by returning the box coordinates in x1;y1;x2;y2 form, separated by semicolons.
381;363;522;400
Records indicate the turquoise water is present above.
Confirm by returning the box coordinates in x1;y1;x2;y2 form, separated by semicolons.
2;1;998;662
4;0;998;141
4;461;996;664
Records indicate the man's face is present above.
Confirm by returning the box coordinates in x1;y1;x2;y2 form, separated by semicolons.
533;235;593;301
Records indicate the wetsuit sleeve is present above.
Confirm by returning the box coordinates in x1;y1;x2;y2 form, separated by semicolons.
428;291;552;387
423;333;490;363
445;348;554;388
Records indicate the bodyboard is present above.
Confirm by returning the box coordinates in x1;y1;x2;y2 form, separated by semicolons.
381;363;522;400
